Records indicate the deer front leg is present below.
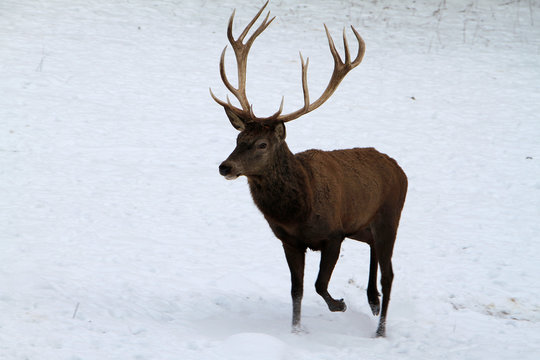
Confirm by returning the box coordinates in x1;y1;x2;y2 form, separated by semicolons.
282;243;306;332
315;240;346;312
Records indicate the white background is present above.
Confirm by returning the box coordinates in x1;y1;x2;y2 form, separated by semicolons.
1;0;539;359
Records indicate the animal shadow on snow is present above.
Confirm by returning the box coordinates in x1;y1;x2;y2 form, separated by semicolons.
197;292;376;339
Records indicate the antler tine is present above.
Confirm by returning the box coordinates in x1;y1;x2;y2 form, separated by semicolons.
219;46;237;95
233;1;266;42
240;2;274;44
276;25;365;123
210;46;245;114
251;96;285;126
212;2;276;116
226;10;236;45
232;9;275;112
245;12;275;49
250;52;309;125
350;25;366;66
299;52;310;112
210;87;246;117
324;24;343;66
209;88;228;107
226;2;274;46
343;28;351;65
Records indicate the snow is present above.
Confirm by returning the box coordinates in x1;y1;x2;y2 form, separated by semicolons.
1;0;539;359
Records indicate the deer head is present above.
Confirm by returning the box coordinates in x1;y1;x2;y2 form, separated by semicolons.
212;1;365;179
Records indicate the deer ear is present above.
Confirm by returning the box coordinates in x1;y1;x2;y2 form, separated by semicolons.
224;108;246;131
275;122;286;140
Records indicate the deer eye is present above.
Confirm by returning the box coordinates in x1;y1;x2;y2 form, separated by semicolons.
257;142;268;149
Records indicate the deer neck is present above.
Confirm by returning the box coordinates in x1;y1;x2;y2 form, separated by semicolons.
247;143;312;225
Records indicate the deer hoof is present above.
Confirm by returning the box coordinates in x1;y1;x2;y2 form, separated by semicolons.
292;324;308;334
329;298;347;312
369;302;380;316
375;318;386;337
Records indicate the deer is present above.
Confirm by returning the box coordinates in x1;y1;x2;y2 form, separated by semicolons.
211;1;407;337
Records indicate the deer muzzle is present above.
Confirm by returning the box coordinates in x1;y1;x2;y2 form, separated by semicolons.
219;161;240;180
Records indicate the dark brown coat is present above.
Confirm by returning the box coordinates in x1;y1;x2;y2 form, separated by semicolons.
219;121;407;336
212;2;407;336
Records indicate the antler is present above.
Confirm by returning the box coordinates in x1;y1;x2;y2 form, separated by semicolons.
209;1;277;119
276;25;365;124
210;1;366;126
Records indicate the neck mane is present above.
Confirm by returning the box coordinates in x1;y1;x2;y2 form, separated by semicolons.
247;143;312;225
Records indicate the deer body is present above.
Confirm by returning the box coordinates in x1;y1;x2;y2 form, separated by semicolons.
249;147;405;250
212;2;407;337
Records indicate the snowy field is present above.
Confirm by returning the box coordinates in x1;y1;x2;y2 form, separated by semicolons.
1;0;540;359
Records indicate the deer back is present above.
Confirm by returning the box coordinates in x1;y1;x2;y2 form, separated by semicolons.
294;147;407;237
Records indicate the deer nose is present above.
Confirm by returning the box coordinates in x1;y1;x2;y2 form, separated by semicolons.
219;163;232;176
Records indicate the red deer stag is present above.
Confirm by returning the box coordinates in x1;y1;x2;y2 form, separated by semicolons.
211;1;407;337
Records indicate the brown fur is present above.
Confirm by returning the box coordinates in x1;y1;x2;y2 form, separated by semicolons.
213;2;407;336
219;121;407;336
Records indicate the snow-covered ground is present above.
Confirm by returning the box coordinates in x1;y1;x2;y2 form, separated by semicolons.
1;0;539;359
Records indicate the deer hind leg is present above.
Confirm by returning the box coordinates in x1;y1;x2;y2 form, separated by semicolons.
282;243;306;332
371;215;398;337
315;239;347;312
367;244;381;316
348;228;380;316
